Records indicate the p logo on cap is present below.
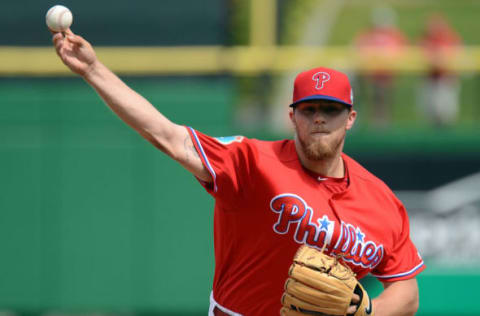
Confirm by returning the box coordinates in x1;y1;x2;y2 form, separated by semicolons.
290;67;353;107
312;72;331;90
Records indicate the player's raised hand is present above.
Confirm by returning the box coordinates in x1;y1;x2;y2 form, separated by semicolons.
52;29;97;76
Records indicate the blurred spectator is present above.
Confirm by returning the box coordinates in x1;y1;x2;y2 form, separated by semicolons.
419;13;462;127
354;6;407;128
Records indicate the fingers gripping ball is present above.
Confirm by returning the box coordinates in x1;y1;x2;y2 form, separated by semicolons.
281;245;374;316
46;5;73;32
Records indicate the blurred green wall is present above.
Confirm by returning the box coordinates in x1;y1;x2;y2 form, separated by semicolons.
364;267;480;316
0;77;234;313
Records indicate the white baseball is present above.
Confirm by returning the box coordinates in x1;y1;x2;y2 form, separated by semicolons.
46;5;73;32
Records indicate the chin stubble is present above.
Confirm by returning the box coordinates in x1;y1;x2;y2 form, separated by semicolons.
299;131;345;161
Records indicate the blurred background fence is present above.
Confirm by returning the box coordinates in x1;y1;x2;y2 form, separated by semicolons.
1;0;479;315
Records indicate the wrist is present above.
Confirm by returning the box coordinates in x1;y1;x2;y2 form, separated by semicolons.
82;59;103;82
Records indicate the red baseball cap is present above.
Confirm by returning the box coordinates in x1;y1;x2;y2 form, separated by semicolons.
290;67;353;107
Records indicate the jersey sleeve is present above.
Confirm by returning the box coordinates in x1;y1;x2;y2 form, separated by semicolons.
186;127;254;203
370;200;426;282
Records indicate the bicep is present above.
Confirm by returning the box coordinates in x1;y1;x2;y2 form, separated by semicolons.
144;120;211;182
373;278;419;316
168;125;212;182
381;278;417;289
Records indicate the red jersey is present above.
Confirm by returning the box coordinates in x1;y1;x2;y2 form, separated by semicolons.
187;127;425;316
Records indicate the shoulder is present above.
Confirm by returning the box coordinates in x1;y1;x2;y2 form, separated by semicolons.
208;135;286;153
344;153;385;185
193;131;296;162
249;138;298;162
189;129;301;172
344;153;401;204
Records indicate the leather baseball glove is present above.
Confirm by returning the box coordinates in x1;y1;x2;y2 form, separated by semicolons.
281;245;373;316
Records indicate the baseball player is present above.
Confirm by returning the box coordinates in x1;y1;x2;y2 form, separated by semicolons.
52;30;425;316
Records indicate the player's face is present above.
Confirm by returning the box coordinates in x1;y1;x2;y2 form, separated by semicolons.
290;100;357;160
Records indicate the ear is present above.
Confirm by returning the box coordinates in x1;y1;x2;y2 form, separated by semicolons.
346;110;357;130
289;108;295;124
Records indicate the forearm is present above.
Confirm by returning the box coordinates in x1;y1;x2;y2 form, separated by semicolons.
372;279;419;316
52;31;210;180
83;60;180;156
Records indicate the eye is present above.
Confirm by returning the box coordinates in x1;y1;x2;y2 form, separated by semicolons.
324;106;341;113
323;106;344;115
300;106;316;115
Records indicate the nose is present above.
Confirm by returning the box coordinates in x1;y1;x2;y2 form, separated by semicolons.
313;110;326;124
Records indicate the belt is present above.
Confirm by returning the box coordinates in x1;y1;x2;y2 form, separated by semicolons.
213;306;231;316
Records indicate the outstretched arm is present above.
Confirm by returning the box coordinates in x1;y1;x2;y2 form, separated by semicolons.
52;30;211;182
372;278;419;316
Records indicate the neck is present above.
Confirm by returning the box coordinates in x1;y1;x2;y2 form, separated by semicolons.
294;139;345;178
